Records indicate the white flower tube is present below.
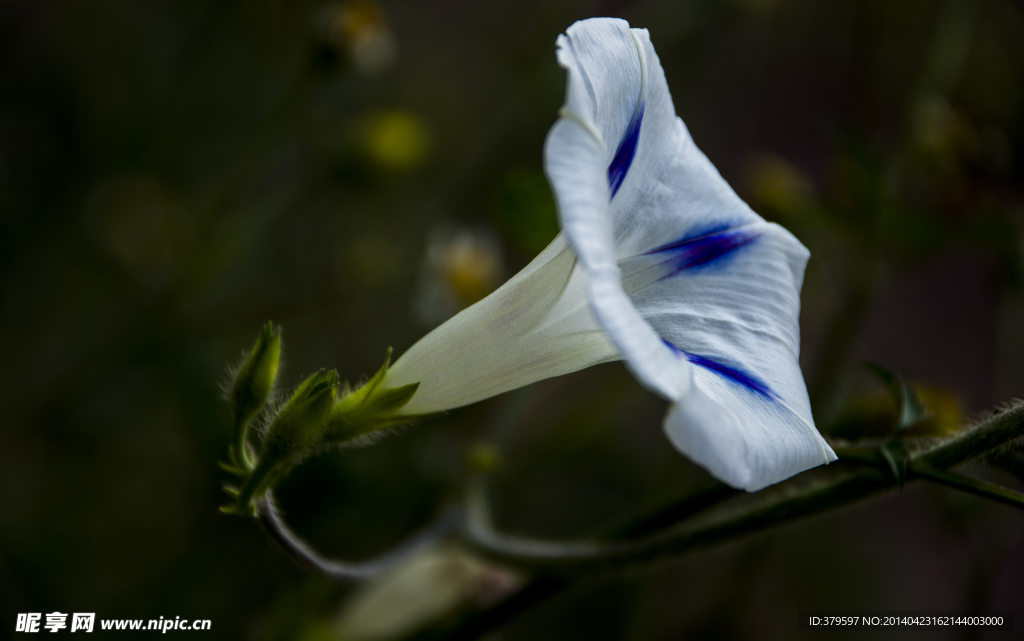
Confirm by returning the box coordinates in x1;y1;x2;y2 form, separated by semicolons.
383;234;619;414
382;17;836;491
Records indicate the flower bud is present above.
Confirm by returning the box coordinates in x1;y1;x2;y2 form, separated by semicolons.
229;369;338;513
335;544;522;641
263;368;339;458
230;322;282;468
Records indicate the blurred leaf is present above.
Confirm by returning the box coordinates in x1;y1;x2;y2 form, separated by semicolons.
864;361;930;431
881;440;909;489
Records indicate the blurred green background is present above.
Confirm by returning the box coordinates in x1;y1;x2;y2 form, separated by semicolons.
2;0;1024;639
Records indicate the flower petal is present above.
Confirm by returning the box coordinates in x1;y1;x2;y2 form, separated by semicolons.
585;270;688;401
545;18;833;488
384;234;620;415
547;19;763;263
544;19;771;401
635;222;836;490
665;375;837;491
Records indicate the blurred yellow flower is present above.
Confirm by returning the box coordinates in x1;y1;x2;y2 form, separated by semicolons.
318;1;398;73
441;235;502;304
414;224;503;326
365;111;431;171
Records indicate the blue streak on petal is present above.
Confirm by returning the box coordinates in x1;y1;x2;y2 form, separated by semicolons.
648;228;760;279
607;102;644;199
662;340;776;401
674;221;735;243
686;353;777;400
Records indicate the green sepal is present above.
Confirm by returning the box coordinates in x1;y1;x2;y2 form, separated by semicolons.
230;322;282;469
325;407;434;444
881;440;909;489
365;382;420;416
218;460;247;477
219;502;257;517
332;347;394;415
323;348;432;444
864;361;929;431
326;382;423;441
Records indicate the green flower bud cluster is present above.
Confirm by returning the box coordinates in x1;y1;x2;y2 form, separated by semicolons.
221;324;427;515
228;368;339;514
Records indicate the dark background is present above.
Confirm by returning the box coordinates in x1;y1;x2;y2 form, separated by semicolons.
1;0;1023;639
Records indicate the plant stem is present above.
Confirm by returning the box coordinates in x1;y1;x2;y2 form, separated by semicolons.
233;455;278;512
600;483;742;539
416;403;1024;640
402;481;740;641
254;492;463;581
908;464;1024;510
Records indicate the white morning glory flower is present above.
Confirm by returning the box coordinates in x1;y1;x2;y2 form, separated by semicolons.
381;17;836;491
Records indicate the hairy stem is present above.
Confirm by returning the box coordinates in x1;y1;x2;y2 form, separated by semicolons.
909;465;1024;510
